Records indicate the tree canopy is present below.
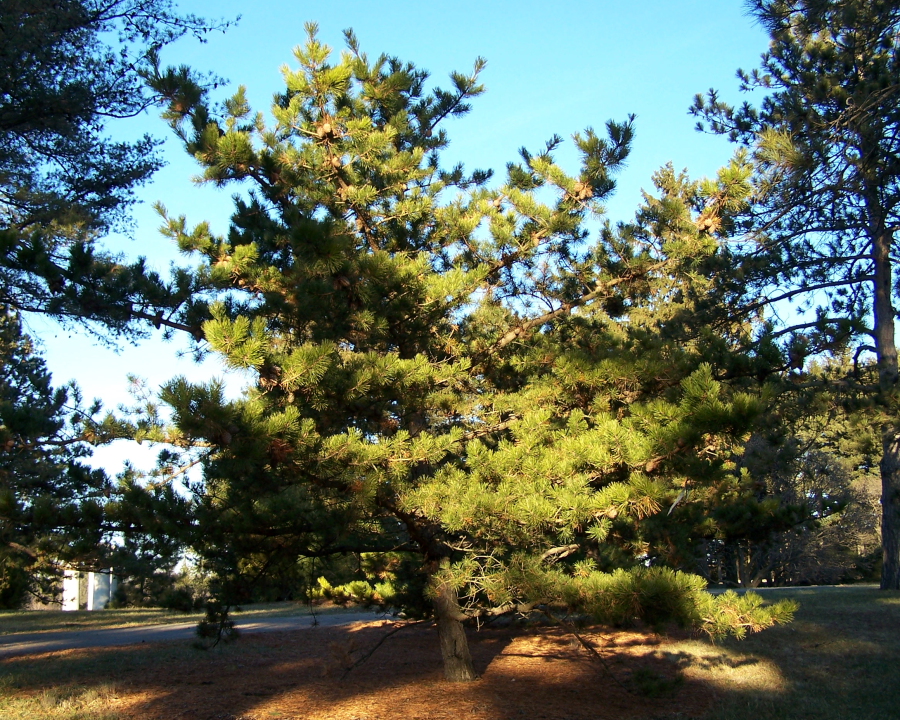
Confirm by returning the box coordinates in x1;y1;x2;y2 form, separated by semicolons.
0;308;110;607
0;0;232;607
140;25;796;680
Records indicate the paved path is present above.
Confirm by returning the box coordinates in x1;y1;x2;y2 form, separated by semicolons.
0;610;385;658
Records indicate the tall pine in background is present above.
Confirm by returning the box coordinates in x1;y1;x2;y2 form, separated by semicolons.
148;26;795;681
0;0;237;608
692;0;900;589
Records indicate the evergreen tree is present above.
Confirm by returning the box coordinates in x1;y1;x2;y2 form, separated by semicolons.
691;0;900;588
692;366;881;587
0;0;235;609
104;462;196;607
0;308;112;607
148;27;795;681
0;0;230;340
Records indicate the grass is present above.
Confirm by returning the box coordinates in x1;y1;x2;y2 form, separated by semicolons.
664;585;900;720
0;601;362;636
0;628;294;720
0;587;897;719
0;668;121;720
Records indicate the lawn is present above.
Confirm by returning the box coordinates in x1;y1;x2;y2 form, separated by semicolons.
687;585;900;720
0;586;897;720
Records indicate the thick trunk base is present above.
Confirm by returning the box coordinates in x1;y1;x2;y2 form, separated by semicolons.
432;575;476;682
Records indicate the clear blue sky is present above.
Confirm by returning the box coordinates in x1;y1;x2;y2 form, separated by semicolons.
30;0;770;475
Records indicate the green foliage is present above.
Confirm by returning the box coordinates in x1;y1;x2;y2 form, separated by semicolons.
0;3;233;601
0;308;114;607
0;558;31;610
317;577;379;606
702;366;881;587
194;599;238;649
313;551;431;617
0;304;197;609
0;1;231;340
139;25;796;662
690;0;900;362
698;589;798;640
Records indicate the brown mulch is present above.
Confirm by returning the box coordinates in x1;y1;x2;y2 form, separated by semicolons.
12;620;716;719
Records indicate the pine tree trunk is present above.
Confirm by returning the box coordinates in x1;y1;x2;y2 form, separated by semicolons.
431;569;476;682
880;429;900;589
735;544;748;588
870;215;900;590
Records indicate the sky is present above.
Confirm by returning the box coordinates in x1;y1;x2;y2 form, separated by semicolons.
29;0;771;476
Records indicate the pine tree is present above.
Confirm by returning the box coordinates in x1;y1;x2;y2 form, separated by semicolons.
0;0;230;340
0;307;113;607
0;1;237;608
691;0;900;588
148;26;795;680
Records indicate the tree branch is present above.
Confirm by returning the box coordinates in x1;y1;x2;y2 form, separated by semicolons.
481;259;671;358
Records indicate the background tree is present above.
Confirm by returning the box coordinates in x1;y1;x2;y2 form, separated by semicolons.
0;1;233;608
691;0;900;588
105;463;196;608
145;27;796;681
0;307;112;607
745;357;880;585
692;373;881;587
0;0;230;340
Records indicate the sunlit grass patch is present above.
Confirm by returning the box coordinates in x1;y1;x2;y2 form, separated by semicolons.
692;586;900;720
1;683;123;720
874;591;900;606
652;638;788;697
0;608;201;636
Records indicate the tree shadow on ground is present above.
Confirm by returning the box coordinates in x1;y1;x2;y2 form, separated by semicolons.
2;588;898;720
0;621;710;719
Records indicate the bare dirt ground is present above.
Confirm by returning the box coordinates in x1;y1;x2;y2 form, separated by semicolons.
5;619;715;720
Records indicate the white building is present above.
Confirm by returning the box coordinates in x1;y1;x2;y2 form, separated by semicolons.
61;569;118;611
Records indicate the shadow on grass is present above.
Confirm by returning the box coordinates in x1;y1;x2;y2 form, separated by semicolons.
1;587;898;720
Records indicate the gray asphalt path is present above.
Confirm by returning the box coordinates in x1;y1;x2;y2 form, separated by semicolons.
0;610;386;658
